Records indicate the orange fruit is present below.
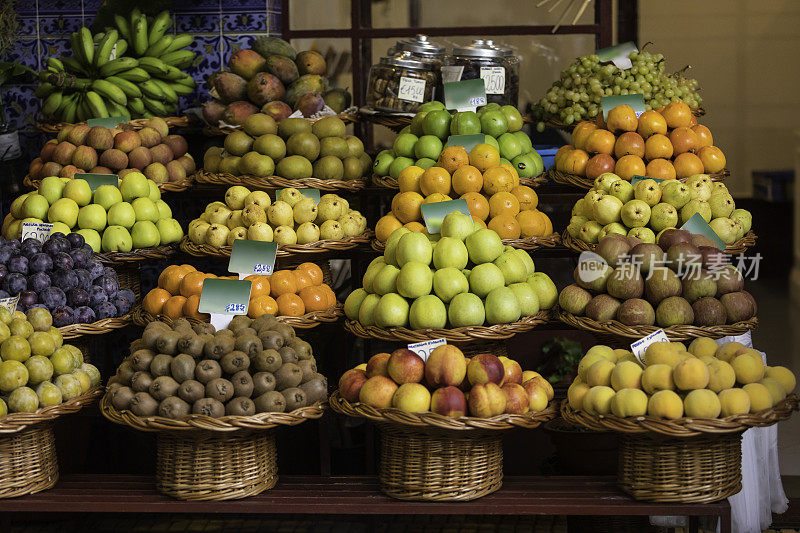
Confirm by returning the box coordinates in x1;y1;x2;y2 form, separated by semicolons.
375;214;403;242
468;144;501;172
157;265;180;289
637;110;668;138
269;270;298;297
553;145;575;168
510;185;538;211
488;192;520;218
605;104;638;133
419;167;451;196
248;295;278;318
644;134;674;161
516;210;546;237
673;152;705;179
451;165;483;195
397;165;425;193
159;264;194;295
471;216;487;229
319;284;337;307
572;121;598;150
276;293;305;317
297;262;324;286
391;191;424;223
437;146;469;174
404;221;426;233
299;286;329;312
500;163;520;183
482;166;516;195
163;295;188;319
646;158;677;180
183;294;208;321
180;271;214;298
697;146;726;173
244;274;271;298
422;192;451;204
541;211;553;236
142;288;171;315
668;126;698;155
662;100;692;129
461;192;490;221
293;269;313;291
614;154;646;181
691;124;713;149
487;214;521;239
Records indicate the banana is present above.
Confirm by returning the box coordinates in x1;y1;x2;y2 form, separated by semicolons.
106;100;131;120
98;57;138;77
114;38;128;57
140;80;164;100
145;34;173;58
148;10;172;47
151;79;177;104
70;32;87;67
132;14;148;56
106;76;142;99
173;74;196;89
46;57;65;73
61;56;89;75
142;96;169;116
160;65;185;81
42;91;63;116
93;32;105;44
169;82;194;96
138;56;169;76
114;15;131;41
75;95;89;122
160;50;194;69
79;27;94;66
62;94;79;123
127;97;146;115
91;79;127;106
163;34;193;55
94;29;119;68
115;67;149;82
35;83;56;98
86;90;110;118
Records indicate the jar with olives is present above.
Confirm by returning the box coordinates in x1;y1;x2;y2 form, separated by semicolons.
367;53;438;113
451;39;519;107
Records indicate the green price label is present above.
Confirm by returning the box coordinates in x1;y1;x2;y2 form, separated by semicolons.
198;278;253;315
601;94;646;120
86;116;127;128
228;239;278;277
421;199;472;234
445;134;487;153
277;188;320;203
74;173;119;191
443;79;487;112
630;175;665;185
596;41;638;69
680;213;726;251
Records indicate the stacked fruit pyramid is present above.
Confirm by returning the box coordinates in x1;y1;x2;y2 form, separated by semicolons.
37;10;195;122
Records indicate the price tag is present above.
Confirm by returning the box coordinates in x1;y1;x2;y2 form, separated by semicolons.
630;329;670;362
480;67;505;95
596;41;638;70
74;173;119;191
398;76;426;103
21;222;54;243
198;278;252;315
440;65;464;83
630;175;666;186
0;295;19;314
681;213;726;251
228;239;278;278
407;338;447;362
445;134;488;154
443;79;487;112
86;116;127;128
277;188;320;203
109;43;117;61
420;198;472;234
601;94;646;120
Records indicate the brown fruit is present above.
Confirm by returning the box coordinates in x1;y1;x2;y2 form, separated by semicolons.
85;127;114;151
246;72;286;106
99;148;128;171
614;132;645;158
430;386;467;417
71;145;98;171
67;124;91;146
29;158;44;177
358;375;398;409
163;135;188;158
137;127;162;148
40;141;57;162
585;154;616;180
213;72;248;103
223;101;259;125
365;352;390;378
202;100;227;125
89;166;112;174
339;368;368;402
52;141;77;165
177;154;196;174
294;92;325;117
166;160;187;182
150;144;175;165
266;55;300;85
113;131;142;153
59;164;79;178
146;118;169;139
229;49;268;80
127;146;153;170
262;101;293;123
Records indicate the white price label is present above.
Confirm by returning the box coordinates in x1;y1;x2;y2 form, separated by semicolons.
630;329;670;362
441;66;464;83
109;43;117;61
21;222;54;243
407;338;447;362
0;295;19;314
480;67;506;95
398;76;426;103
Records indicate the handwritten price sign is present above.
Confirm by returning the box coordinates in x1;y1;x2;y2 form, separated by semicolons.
407;338;447;362
0;295;19;314
253;263;272;275
225;303;247;314
398;77;426;103
480;67;505;95
21;222;54;243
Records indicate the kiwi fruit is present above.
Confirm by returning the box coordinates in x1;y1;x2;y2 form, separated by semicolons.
178;379;205;403
193;397;225;417
258;330;284;350
297;359;317;382
281;387;307;411
228;316;253;332
230;370;254;398
150;375;180;401
216;329;235;336
129;338;148;353
129;392;159;416
204;335;235;360
234;334;262;357
254;390;286;413
220;350;251;375
150;353;173;377
252;349;282;373
289;338;313;360
130;371;154;393
237;327;259;338
252;372;276;396
252;314;278;331
177;333;205;358
142;327;164;349
300;374;327;404
131;349;156;372
106;380;123;395
225;397;256;416
195;359;223;384
271;322;295;341
170;353;197;383
155;330;181;355
274;363;302;389
278;346;298;364
116;360;135;384
172;318;192;332
192;322;216;335
159;396;191;419
110;386;135;410
206;377;234;403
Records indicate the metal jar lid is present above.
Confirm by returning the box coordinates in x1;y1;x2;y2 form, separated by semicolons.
379;52;434;70
484;39;515;57
396;34;445;57
452;39;506;59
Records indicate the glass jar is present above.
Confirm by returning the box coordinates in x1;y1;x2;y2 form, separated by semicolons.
395;34;446;69
366;53;438;113
486;40;520;108
451;39;518;107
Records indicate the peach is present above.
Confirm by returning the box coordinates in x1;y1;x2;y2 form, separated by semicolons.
425;345;467;387
430;386;467;417
339;368;368;402
386;348;424;384
466;353;505;386
365;352;391;378
502;383;530;414
358;375;398;408
523;376;554;401
497;356;523;385
468;382;506;418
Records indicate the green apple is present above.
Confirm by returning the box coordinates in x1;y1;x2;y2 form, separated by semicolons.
396;262;433;299
730;208;752;233
485;286;521;325
627;227;656;243
709;218;738;244
609;180;635;203
393;133;419;158
92;185;123;210
620;199;651;228
480;110;508;137
357;293;381;326
373;264;401;295
147;180;161;202
649;203;679;232
22;194;49;220
62;179;92;207
131;220;160;248
422;110;452;139
131;197;159;223
469;263;505;298
10;193;29;219
77;204;107;231
509;282;540;316
599;222;627;240
101;225;133;252
440;211;474;242
500;105;524;133
419;101;446;113
119;172;150;202
433;267;468;303
415;157;436;169
526;272;557;309
409;295;447;329
432;237;468;270
579;220;603;243
709;192;735;219
633;178;662;206
592;194;624;225
49;222;71;236
448;292;485;327
374;293;410;328
410;112;427;136
661;181;691;208
450;111;481;135
47;198;79;228
155;199;172;219
465;228;503;264
396;232;433;267
361;261;384;293
107;202;136;229
497;132;523;161
76;229;101;252
373;152;395;176
515;249;535;276
156;219;183;244
493;250;528;284
344;288;369;320
680;199;712;224
39;176;65;205
594;173;622;192
388;157;414;180
383;227;411;267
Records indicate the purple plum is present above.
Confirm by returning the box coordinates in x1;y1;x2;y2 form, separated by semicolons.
8;256;28;275
30;253;53;273
0;290;9;299
20;239;42;259
87;261;104;280
74;306;96;323
53;252;74;270
51;306;75;327
28;272;51;293
93;301;117;320
0;247;12;263
118;289;136;305
67;288;89;308
73;268;90;288
40;286;67;310
88;286;108;307
66;232;85;249
52;270;79;292
112;296;131;315
17;290;38;311
4;273;27;295
103;267;116;279
94;275;119;298
5;240;20;253
42;236;68;256
0;264;7;285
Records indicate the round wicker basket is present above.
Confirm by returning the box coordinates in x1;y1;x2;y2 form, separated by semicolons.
330;391;556;501
357;109;412;132
23;174;194;194
179;232;372;260
35;116;190;134
193;169;369;193
131;303;344;330
547;168;730;190
371;173;547;190
202;112;358;136
58;313;133;340
561;229;757;256
371;232;561;253
95;244;177;266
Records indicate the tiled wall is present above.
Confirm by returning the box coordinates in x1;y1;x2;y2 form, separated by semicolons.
3;0;282;132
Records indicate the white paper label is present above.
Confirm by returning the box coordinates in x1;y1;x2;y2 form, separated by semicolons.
210;312;232;331
480;67;506;95
441;66;464;83
630;329;670;362
398;76;426;103
407;338;447;362
0;295;19;314
0;131;21;161
109;43;117;61
22;222;54;243
612;57;633;70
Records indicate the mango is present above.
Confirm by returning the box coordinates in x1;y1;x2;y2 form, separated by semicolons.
222;101;259;126
252;36;297;60
286;75;329;107
295;50;327;76
213;72;248;103
246;72;286;106
229;49;267;80
266;54;300;85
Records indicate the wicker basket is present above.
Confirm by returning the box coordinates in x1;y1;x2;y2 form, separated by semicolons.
23;174;194;194
330;390;556;501
179;232;372;260
58;314;133;340
537;107;706;133
131;303;344;330
100;394;325;501
193;169;369;193
357;109;412;132
0;386;103;498
561;229;757;256
35;116;190;134
371;232;561;253
202;112;358;136
371;173;547;190
555;308;757;342
547;168;730;190
95;244;177;266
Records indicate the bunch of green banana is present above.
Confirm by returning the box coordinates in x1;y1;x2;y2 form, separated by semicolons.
36;9;196;123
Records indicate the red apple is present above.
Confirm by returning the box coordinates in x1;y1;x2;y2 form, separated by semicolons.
497;356;523;385
466;354;505;387
358;376;398;408
339;368;368;402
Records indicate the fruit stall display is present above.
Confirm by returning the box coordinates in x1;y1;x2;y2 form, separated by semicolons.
36;10;196;125
562;340;797;502
330;346;556;500
550;102;727;187
557;233;758;341
196;116;372;191
563;174;755;252
102;317;326;500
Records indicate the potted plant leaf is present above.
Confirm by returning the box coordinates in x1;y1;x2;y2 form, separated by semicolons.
0;61;34;160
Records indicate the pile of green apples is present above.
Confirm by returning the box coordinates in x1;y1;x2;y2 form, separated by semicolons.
4;173;183;252
344;212;558;330
372;102;544;180
567;173;753;245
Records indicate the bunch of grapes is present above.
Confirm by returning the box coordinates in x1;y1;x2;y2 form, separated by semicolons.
531;50;702;131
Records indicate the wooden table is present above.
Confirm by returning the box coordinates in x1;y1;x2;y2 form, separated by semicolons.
0;474;731;532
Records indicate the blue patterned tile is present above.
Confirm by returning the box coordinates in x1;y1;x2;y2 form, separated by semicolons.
268;0;282;10
224;0;270;11
17;16;39;37
173;0;222;13
268;12;280;34
37;0;85;15
39;16;84;36
5;38;40;70
4;86;39;132
184;34;223;102
175;13;220;33
82;0;105;11
221;34;257;63
222;12;267;33
38;37;71;65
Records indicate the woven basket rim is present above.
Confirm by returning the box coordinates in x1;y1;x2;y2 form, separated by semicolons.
547;167;730;190
95;243;178;265
561;228;757;255
330;390;556;431
35;116;190;133
193;169;369;192
58;313;133;340
179;232;373;259
202;112;358;136
100;393;326;433
555;307;758;341
23;174;194;193
130;303;344;330
343;310;552;343
0;385;103;434
561;395;798;437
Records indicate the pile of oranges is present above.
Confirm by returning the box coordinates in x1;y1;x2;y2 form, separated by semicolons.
141;262;338;321
554;101;726;181
374;143;553;241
